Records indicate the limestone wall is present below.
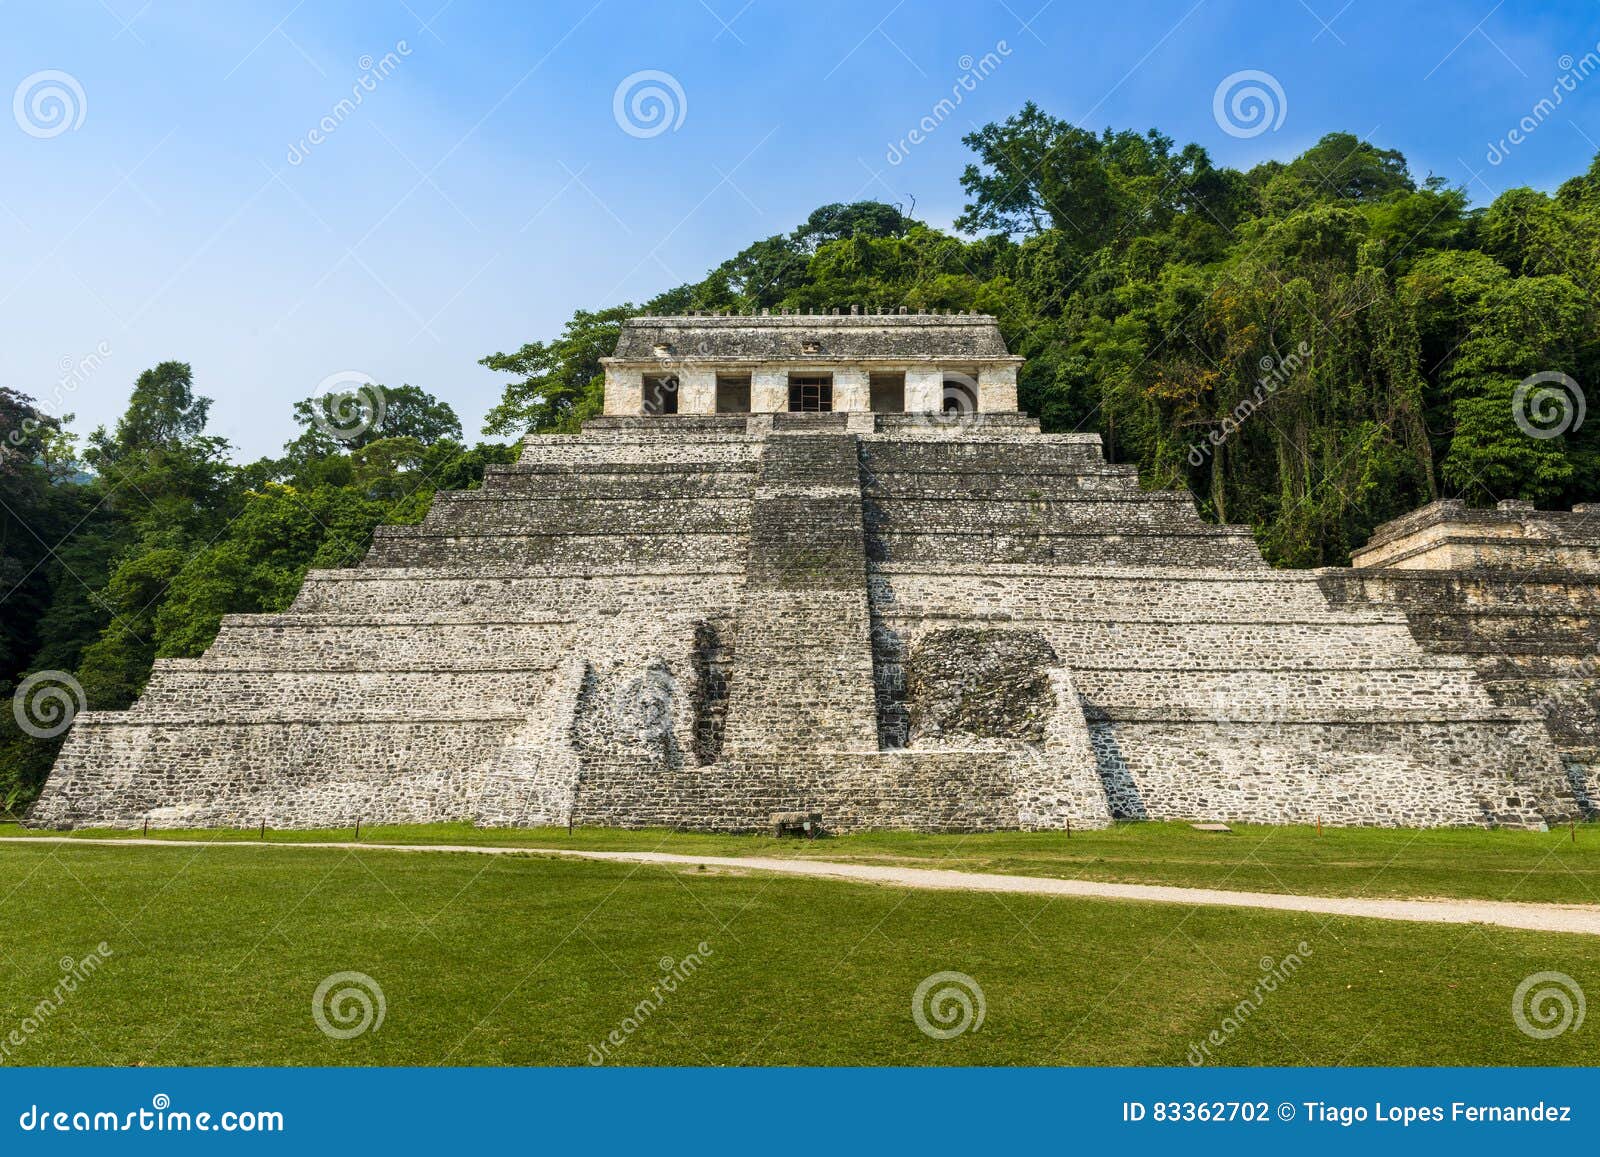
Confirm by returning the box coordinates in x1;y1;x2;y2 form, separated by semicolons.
1322;550;1600;815
1352;498;1600;572
37;718;515;829
1090;717;1567;827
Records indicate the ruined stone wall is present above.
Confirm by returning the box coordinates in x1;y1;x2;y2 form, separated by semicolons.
1322;553;1600;815
28;422;758;830
1352;498;1600;572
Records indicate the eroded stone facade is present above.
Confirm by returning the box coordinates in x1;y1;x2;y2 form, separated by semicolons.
1325;497;1600;815
26;317;1584;832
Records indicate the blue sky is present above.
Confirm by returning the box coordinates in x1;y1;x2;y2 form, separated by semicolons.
4;0;1599;459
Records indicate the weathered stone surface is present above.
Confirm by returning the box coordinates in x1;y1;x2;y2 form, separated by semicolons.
904;628;1057;745
1326;498;1600;816
1351;498;1600;572
612;311;1013;362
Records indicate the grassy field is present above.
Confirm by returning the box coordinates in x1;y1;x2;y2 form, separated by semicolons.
0;838;1596;1066
7;818;1600;904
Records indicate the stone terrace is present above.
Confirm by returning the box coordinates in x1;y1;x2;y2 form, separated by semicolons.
1323;498;1600;815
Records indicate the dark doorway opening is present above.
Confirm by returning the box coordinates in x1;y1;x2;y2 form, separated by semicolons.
788;375;833;412
643;376;679;415
870;372;905;413
716;375;751;414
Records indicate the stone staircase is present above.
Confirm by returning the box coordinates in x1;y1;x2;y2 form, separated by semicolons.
722;432;879;757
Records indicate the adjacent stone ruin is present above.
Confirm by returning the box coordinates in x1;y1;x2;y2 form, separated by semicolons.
27;314;1585;832
1323;498;1600;816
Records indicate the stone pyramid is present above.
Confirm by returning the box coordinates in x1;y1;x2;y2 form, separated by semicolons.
29;313;1580;831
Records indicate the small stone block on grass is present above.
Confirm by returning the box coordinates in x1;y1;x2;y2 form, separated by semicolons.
770;811;822;838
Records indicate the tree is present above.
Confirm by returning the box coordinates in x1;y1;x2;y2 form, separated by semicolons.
1438;275;1596;503
82;361;235;536
1277;132;1413;203
0;389;92;693
89;360;214;457
480;306;633;437
286;383;462;459
57;362;238;709
794;201;911;247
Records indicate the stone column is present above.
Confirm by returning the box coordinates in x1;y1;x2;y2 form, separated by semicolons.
833;368;869;412
905;367;944;412
678;368;716;414
603;367;638;415
979;363;1019;412
752;367;788;412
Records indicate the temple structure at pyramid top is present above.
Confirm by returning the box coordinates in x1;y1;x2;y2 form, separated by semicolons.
601;310;1021;417
26;311;1587;833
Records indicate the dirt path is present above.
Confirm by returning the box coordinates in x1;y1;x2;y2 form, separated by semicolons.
11;835;1600;936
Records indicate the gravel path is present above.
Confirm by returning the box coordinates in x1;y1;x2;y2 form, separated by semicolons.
10;836;1599;936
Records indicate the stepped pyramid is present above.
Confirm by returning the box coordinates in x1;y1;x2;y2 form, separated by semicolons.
29;312;1581;831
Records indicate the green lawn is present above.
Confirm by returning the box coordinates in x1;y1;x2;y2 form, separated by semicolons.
8;818;1600;905
0;840;1595;1065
